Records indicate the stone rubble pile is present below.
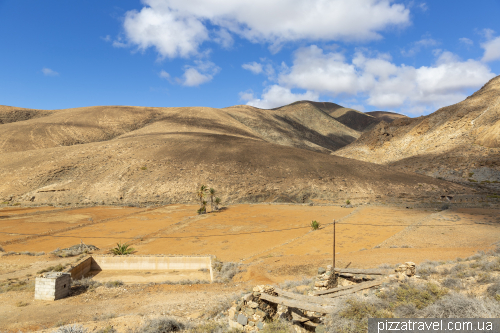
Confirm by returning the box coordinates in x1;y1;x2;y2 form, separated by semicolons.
227;285;277;331
313;265;338;291
390;262;416;282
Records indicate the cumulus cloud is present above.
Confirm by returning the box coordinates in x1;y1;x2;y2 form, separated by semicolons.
120;0;410;58
213;28;233;49
178;60;220;86
42;67;59;76
122;4;208;58
401;37;439;57
459;37;473;46
248;45;495;114
159;70;170;79
242;84;319;109
242;61;263;74
239;90;255;101
482;36;500;62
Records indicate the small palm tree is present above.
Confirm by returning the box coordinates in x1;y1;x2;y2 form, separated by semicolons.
197;200;207;214
197;185;207;208
110;242;135;255
209;188;216;212
310;220;320;230
214;197;221;211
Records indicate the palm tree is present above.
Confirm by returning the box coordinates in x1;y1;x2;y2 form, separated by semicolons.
214;197;221;211
110;242;135;255
197;185;207;208
197;200;207;215
209;188;216;212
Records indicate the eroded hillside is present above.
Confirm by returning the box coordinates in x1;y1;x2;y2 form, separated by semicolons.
0;101;468;206
335;75;500;190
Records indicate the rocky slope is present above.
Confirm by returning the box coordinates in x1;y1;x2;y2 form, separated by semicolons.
0;102;467;206
334;75;500;191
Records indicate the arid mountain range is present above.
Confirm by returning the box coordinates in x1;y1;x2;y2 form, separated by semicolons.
4;77;500;206
335;75;500;192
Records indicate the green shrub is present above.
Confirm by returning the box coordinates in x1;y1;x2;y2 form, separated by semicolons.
486;282;500;299
416;261;439;278
260;319;294;333
110;242;135;255
346;199;351;205
0;279;35;294
160;279;210;285
310;220;320;230
96;326;117;333
134;317;184;333
54;324;88;333
213;261;242;282
104;280;124;288
72;277;102;290
441;277;461;289
187;321;243;333
202;294;240;319
325;295;392;333
378;282;448;310
37;263;65;274
420;292;500;318
15;300;29;307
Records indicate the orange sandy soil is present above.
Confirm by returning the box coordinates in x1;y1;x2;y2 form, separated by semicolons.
0;204;499;332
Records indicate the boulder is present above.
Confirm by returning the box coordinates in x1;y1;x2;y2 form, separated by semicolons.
237;313;248;326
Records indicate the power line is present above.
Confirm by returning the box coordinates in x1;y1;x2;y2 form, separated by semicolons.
0;220;486;241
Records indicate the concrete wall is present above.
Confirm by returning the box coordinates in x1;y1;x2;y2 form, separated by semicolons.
35;273;71;301
70;255;214;281
69;256;93;280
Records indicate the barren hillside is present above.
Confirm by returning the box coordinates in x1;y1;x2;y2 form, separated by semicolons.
335;75;500;189
366;111;408;123
274;100;393;132
0;105;53;124
0;102;469;206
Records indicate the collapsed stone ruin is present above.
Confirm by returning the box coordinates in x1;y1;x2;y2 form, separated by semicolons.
227;262;417;332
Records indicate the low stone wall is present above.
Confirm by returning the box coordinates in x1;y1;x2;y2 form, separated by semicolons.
35;272;71;301
69;255;214;281
69;256;93;280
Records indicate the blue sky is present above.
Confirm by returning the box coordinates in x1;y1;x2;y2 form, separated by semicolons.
1;0;500;116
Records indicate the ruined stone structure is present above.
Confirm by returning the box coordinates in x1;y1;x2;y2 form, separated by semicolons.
34;272;71;301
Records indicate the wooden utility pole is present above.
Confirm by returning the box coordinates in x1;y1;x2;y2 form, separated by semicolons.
333;219;336;270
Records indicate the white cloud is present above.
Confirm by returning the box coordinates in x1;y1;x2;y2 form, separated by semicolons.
42;67;59;76
401;37;439;57
459;37;473;46
243;85;319;109
122;4;209;58
239;90;255;101
178;60;220;86
242;61;263;74
255;45;495;114
278;46;362;95
482;36;500;62
120;0;411;58
159;70;170;79
213;28;233;49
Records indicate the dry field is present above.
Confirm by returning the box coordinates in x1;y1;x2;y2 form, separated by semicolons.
0;203;499;331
